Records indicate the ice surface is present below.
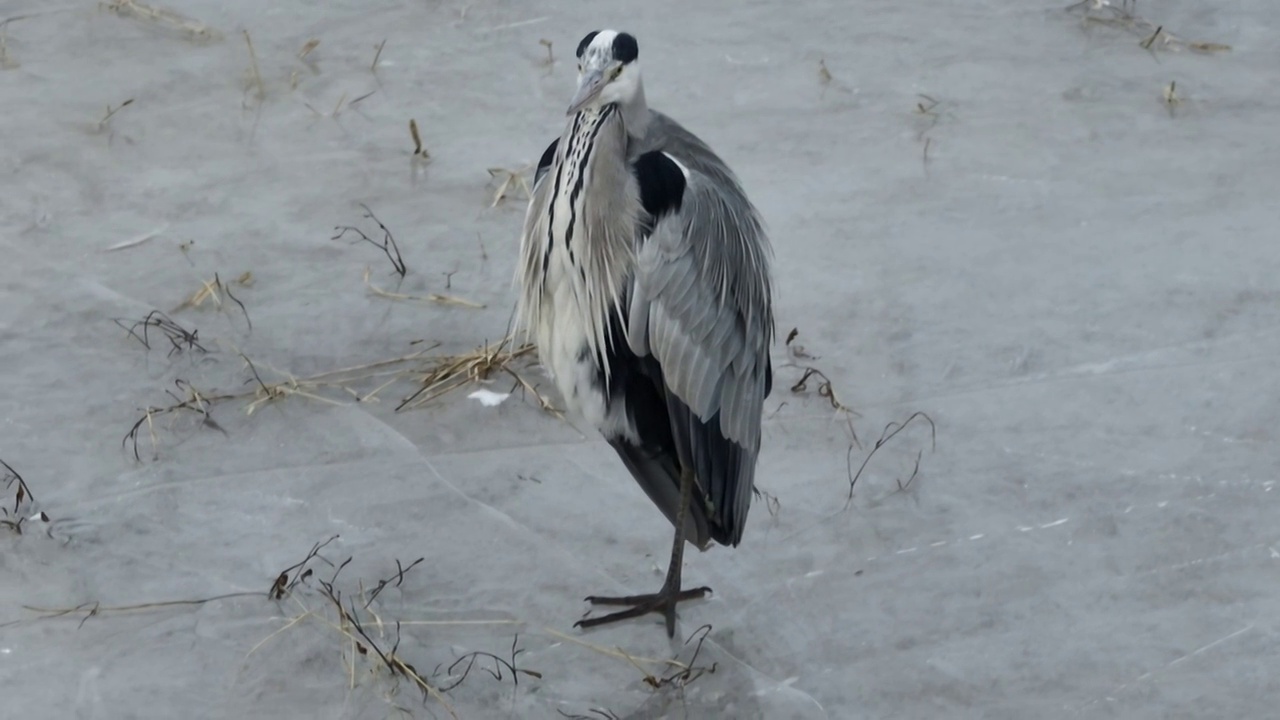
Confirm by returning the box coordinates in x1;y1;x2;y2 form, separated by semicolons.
2;0;1279;718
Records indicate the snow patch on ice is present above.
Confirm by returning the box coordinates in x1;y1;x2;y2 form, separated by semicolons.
468;389;510;407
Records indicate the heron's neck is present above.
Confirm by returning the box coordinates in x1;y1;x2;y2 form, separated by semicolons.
620;79;650;141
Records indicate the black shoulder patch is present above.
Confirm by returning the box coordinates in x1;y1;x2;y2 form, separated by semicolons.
534;137;558;186
576;31;600;58
612;33;639;64
633;152;686;223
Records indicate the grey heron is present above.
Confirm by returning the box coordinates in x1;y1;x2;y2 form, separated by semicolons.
515;30;774;637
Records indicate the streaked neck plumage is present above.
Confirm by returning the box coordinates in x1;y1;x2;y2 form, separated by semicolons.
515;96;646;389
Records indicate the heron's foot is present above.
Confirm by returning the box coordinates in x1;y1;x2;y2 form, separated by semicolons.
574;585;712;637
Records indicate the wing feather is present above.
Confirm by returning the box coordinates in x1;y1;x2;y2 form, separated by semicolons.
628;154;774;546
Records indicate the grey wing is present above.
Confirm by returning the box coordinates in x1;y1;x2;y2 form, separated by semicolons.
627;159;774;547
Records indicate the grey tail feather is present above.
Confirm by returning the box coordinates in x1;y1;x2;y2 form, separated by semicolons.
609;440;713;551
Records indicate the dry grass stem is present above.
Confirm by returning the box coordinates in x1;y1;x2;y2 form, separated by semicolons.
1066;0;1231;53
0;30;15;71
261;546;460;718
103;0;221;42
409;118;429;159
1163;80;1182;116
104;226;165;251
243;30;266;100
305;90;374;118
539;38;554;66
397;334;557;416
121;332;555;458
298;38;319;61
98;98;134;131
22;593;260;627
487;166;533;207
371;39;386;72
1139;24;1163;50
363;267;484;309
122;378;232;461
558;710;621;720
172;272;252;330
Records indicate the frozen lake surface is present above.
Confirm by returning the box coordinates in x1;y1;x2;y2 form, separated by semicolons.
2;1;1278;718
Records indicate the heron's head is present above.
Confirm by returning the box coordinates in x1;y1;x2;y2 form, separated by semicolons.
566;30;642;116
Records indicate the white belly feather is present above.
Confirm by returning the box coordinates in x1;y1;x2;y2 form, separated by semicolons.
537;249;607;426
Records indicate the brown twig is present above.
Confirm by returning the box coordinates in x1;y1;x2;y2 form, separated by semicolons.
1;458;44;534
784;327;817;360
789;368;855;417
642;624;717;689
845;411;936;507
113;310;207;356
334;204;407;277
1;456;34;512
123;379;235;461
752;485;782;518
269;534;339;600
310;558;458;717
433;634;543;692
98;98;134;131
363;557;424;608
409;118;429;159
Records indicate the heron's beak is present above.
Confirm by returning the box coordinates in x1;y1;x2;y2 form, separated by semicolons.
566;68;606;116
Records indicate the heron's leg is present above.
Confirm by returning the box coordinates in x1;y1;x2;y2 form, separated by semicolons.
574;466;712;638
